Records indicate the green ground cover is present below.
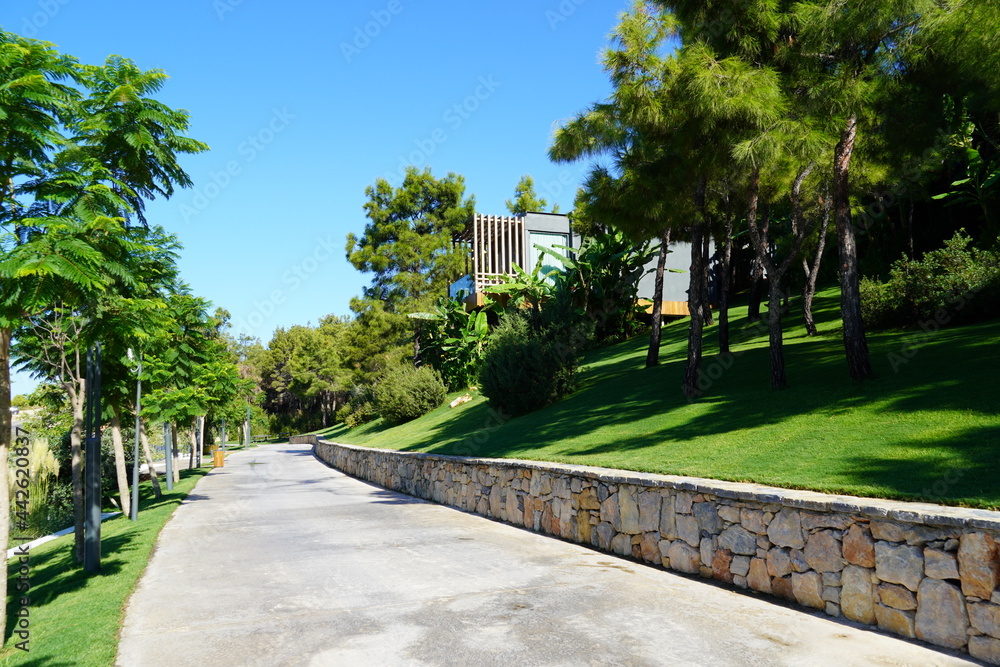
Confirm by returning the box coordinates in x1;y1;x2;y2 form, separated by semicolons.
321;288;1000;509
1;468;209;666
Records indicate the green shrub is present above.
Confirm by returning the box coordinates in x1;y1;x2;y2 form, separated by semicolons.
478;310;584;417
861;231;1000;330
860;277;905;330
372;365;447;424
334;403;352;425
342;400;378;429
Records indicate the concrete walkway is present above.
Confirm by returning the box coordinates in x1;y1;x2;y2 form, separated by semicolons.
117;443;977;666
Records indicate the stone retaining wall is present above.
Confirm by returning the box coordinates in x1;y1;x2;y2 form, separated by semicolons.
295;435;1000;663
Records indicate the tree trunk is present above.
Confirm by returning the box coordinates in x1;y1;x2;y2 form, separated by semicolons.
68;382;85;563
109;407;131;513
0;327;12;636
646;228;671;368
747;258;764;323
682;223;707;400
767;278;787;390
802;191;832;336
701;233;713;326
718;214;733;355
834;113;874;380
745;168;790;390
413;323;423;368
171;422;180;484
196;416;204;467
907;199;915;260
138;419;162;499
189;418;197;469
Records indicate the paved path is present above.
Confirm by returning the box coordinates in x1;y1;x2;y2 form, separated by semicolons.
117;444;976;667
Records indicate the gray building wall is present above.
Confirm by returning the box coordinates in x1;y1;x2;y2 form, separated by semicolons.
518;212;705;304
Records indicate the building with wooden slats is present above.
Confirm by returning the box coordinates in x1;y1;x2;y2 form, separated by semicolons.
450;211;705;317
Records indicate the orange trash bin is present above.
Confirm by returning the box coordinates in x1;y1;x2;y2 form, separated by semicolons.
213;450;225;467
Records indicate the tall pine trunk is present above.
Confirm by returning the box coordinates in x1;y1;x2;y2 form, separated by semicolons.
802;191;832;336
748;172;788;389
701;233;714;326
109;408;131;512
834;113;873;380
646;228;670;368
0;328;12;637
767;278;787;390
718;213;733;355
682;223;707;400
747;257;764;323
138;419;162;499
746;168;798;390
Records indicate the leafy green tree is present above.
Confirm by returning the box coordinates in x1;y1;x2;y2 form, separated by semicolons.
550;5;688;370
542;228;658;345
505;174;558;215
1;31;207;573
286;325;342;428
346;166;475;312
0;34;81;592
96;227;181;505
8;206;148;562
783;0;952;381
141;293;236;470
259;321;346;430
70;56;209;226
932;121;999;237
554;3;786;398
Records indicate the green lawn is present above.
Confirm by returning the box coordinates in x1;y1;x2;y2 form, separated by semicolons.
321;288;1000;509
1;468;210;666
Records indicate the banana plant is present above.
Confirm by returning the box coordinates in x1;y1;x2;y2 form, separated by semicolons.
483;255;561;313
409;296;494;390
933;122;999;236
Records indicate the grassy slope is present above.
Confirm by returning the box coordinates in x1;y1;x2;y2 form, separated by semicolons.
322;288;1000;509
1;468;209;666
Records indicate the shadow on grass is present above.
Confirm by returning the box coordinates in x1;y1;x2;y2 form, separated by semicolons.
842;423;1000;506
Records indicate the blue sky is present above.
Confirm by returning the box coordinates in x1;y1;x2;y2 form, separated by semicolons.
4;0;627;396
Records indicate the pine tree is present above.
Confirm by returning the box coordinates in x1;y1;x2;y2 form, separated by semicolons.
505;175;556;215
